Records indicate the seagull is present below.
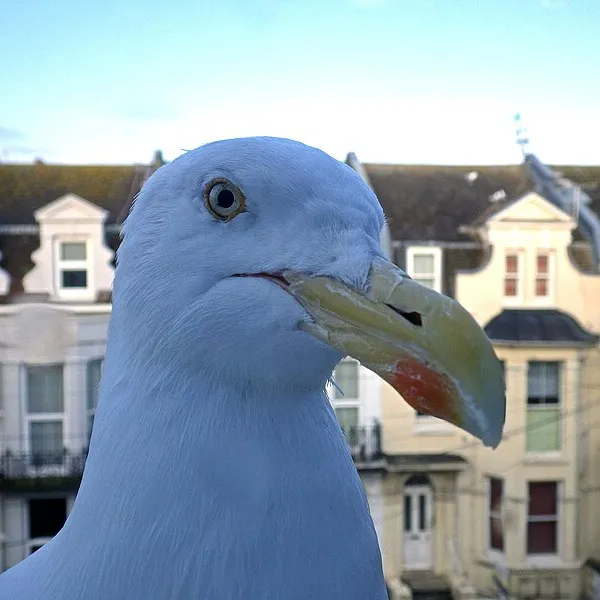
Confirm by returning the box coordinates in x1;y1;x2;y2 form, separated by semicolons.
0;137;505;600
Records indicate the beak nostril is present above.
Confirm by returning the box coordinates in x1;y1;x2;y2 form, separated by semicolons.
386;305;423;327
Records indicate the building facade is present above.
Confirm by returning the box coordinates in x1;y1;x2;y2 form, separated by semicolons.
0;159;152;571
1;154;600;600
347;157;600;599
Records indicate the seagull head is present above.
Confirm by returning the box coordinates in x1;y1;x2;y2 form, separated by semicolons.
115;136;505;447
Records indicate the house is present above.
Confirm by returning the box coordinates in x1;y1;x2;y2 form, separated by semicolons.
1;149;600;600
0;157;160;570
344;155;600;599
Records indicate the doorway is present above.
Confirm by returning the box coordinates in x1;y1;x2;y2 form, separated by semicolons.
403;474;433;570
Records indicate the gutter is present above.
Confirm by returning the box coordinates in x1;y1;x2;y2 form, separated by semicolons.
0;224;123;235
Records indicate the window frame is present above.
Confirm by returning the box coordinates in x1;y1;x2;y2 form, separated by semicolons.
503;249;524;304
54;238;92;299
488;476;505;554
330;359;362;448
534;250;554;303
525;361;562;455
526;480;560;558
406;246;442;293
26;496;68;557
23;364;65;472
86;358;104;443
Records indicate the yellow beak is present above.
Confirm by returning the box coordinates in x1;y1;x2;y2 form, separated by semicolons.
286;257;505;448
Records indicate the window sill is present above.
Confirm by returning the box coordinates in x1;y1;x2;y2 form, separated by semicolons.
525;555;565;569
524;453;568;465
330;398;361;406
414;417;454;435
478;555;579;571
53;291;97;303
414;427;455;437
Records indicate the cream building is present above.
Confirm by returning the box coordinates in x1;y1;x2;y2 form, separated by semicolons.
346;157;600;599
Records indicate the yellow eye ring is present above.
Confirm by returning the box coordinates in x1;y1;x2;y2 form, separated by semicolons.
204;178;246;221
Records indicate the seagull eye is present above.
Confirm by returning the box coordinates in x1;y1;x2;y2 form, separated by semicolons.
204;179;246;221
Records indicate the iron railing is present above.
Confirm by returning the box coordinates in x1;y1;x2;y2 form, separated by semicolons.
339;422;382;464
0;448;89;481
0;423;382;483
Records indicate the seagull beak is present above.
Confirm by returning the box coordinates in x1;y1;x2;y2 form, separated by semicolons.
285;256;505;448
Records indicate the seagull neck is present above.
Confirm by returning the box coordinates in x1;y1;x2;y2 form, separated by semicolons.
65;353;347;542
42;354;382;599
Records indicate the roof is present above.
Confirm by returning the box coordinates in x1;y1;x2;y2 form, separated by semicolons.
0;162;151;225
484;309;598;346
0;155;597;301
362;164;531;242
359;162;600;243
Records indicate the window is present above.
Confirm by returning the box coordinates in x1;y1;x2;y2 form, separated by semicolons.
335;406;359;445
527;481;558;554
504;252;521;297
406;247;442;292
535;252;551;297
526;362;561;452
26;365;64;466
331;360;361;448
333;360;359;399
489;477;504;551
27;497;67;554
57;241;88;290
87;359;103;441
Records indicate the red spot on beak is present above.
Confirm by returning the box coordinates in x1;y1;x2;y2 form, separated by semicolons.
383;358;461;425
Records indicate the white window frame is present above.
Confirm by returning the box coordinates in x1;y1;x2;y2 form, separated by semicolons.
329;359;362;452
413;409;454;433
25;496;68;558
86;358;104;443
533;250;554;304
23;364;66;476
487;476;505;559
54;238;92;300
526;480;561;564
525;361;562;456
503;249;524;305
406;246;442;293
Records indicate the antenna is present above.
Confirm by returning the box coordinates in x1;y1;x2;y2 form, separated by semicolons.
514;113;530;158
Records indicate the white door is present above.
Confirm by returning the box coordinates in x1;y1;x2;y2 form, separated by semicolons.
403;484;432;570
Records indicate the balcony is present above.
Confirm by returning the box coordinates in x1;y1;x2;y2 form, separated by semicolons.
340;422;383;467
0;446;88;493
0;423;383;492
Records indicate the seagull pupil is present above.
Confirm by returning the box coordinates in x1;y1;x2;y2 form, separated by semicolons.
217;189;235;208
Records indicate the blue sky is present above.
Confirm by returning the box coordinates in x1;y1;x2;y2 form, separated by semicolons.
1;0;598;165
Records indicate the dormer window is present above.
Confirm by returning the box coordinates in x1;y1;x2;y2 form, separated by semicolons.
23;193;114;303
57;241;89;291
504;251;522;300
406;246;442;293
535;252;552;298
